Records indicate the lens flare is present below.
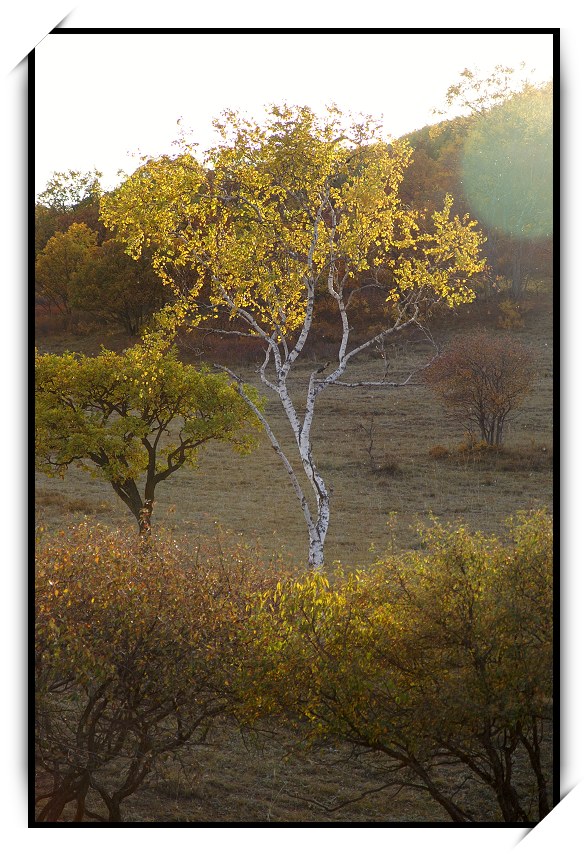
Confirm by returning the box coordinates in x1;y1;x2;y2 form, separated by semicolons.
460;89;552;240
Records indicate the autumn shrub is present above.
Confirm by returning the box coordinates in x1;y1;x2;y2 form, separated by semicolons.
35;488;113;516
377;453;402;476
35;307;71;337
69;239;166;336
456;434;492;456
35;222;98;315
497;299;526;330
243;510;553;822
358;417;402;476
494;442;553;472
424;329;535;447
35;522;281;822
428;444;451;460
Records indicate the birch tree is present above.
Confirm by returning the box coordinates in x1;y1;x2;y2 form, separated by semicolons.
101;105;486;568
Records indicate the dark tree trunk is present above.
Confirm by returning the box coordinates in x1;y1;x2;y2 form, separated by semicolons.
38;789;72;822
480;730;529;823
520;721;551;819
138;499;154;536
138;476;157;536
510;246;528;299
110;478;142;516
107;798;122;822
109;478;144;531
37;773;80;821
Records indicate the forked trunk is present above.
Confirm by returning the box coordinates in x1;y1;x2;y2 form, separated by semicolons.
110;478;144;531
109;478;154;536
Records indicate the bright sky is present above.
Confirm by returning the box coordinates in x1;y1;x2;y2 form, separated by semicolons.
34;31;554;197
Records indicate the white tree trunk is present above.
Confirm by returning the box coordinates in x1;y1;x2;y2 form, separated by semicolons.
215;365;328;568
214;209;429;569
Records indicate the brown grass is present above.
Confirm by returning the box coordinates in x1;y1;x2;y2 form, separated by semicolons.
38;714;549;823
34;290;553;822
37;719;494;824
35;293;553;567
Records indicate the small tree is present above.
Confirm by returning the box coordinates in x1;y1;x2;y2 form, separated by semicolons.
35;222;98;315
37;169;103;215
424;329;534;447
35;169;105;258
35;522;278;822
244;510;553;822
69;239;166;335
35;345;261;533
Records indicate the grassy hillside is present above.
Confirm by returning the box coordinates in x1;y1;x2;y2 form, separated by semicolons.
35;290;553;571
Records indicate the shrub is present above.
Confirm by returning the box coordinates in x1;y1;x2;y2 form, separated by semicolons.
424;329;535;447
497;298;526;330
456;433;491;454
244;510;553;822
494;442;553;472
428;444;451;460
35;522;280;822
69;239;166;336
377;454;402;475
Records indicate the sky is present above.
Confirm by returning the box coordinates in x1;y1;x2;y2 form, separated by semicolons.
34;31;554;197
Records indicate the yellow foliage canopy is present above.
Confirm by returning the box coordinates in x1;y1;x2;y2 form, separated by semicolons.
100;105;486;343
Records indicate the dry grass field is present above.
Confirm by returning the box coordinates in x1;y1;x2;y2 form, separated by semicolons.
35;291;553;570
34;723;445;824
34;288;553;823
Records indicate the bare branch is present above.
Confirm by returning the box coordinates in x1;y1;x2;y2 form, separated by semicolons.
259;343;279;393
213;363;318;539
328;379;418;388
284;779;411;814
